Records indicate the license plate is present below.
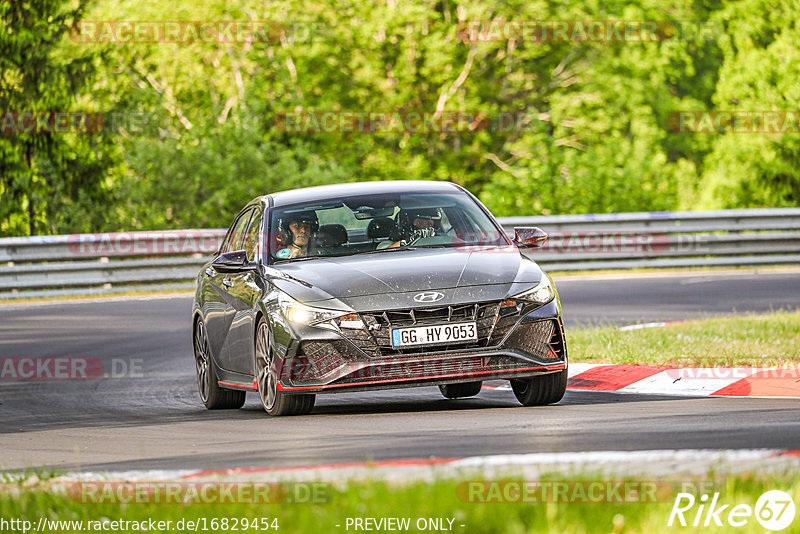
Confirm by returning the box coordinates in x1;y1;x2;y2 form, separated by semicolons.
391;322;477;347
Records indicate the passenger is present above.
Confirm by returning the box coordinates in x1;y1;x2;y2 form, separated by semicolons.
275;211;319;259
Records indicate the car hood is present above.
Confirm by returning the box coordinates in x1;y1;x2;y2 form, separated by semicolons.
269;246;545;310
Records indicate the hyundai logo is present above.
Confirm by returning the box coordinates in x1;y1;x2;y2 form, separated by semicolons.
413;291;445;303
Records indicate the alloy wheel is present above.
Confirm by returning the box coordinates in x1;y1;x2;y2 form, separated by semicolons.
193;321;210;403
255;321;277;410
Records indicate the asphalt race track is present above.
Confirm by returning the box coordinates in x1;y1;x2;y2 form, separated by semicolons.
1;270;799;473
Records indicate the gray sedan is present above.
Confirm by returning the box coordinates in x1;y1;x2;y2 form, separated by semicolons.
192;181;567;415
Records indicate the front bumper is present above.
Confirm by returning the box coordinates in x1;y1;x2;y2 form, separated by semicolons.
275;299;567;394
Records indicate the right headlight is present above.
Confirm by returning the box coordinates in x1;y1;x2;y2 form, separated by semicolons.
277;293;365;330
278;293;346;325
512;276;555;306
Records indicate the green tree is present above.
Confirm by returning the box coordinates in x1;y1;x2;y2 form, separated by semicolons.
696;0;800;208
0;0;113;236
13;0;792;237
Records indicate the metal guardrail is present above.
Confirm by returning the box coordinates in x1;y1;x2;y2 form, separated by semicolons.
0;230;224;298
1;208;798;299
507;208;800;270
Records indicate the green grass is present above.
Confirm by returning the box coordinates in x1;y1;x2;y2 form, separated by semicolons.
0;288;193;305
568;310;800;367
550;265;800;278
2;473;798;533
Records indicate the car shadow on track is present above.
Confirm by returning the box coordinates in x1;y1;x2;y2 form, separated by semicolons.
0;387;700;435
238;388;697;417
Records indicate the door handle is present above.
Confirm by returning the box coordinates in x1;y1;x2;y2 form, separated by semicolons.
205;267;214;277
222;278;234;288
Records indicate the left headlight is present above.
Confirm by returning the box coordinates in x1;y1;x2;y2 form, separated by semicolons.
278;293;348;325
512;276;555;306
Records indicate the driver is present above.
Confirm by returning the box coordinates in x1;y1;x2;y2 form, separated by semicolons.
275;211;319;259
381;208;442;249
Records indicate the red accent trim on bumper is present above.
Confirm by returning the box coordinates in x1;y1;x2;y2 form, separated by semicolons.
218;380;257;390
277;363;566;391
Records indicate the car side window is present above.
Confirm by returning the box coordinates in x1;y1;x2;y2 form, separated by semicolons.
243;209;263;261
221;208;254;254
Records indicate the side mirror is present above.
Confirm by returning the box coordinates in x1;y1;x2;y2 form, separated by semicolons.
211;250;258;273
512;227;548;248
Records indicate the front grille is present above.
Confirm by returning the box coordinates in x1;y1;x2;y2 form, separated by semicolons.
330;354;540;385
351;355;487;381
340;302;516;356
288;340;359;381
550;319;566;359
502;319;564;361
289;314;567;387
334;328;381;357
380;304;477;325
489;304;522;344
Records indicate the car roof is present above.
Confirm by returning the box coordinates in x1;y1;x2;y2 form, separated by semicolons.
260;180;463;208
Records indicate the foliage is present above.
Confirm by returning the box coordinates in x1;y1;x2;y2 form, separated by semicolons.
3;472;799;534
1;0;798;236
0;0;115;236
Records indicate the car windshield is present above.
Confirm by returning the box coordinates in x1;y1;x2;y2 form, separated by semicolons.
267;191;508;263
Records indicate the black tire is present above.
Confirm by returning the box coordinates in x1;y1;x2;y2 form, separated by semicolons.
439;381;482;399
193;318;246;409
255;317;315;416
511;369;567;406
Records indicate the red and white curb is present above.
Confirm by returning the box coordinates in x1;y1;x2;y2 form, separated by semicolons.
566;364;800;398
485;364;800;398
45;449;800;484
563;319;800;397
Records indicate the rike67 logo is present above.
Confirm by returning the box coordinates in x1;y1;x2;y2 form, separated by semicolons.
669;490;796;531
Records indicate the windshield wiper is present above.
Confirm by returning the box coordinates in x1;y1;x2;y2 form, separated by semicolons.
273;255;323;264
275;245;450;263
273;250;373;263
359;246;418;255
